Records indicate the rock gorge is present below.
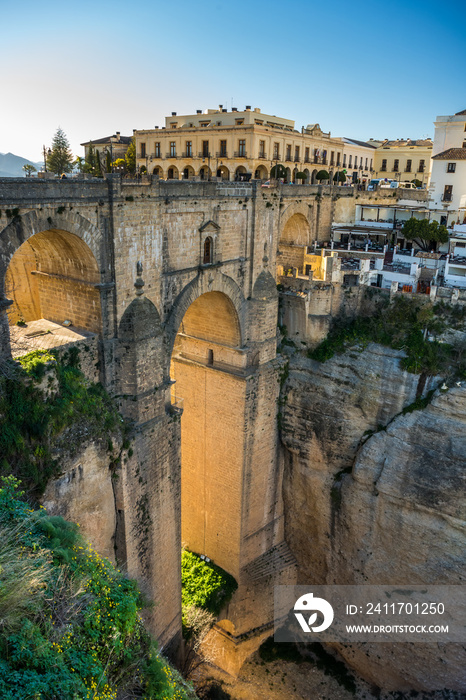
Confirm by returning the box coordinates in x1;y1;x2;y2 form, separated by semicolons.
281;344;465;691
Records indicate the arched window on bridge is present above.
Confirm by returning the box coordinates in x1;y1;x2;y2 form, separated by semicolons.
203;236;213;265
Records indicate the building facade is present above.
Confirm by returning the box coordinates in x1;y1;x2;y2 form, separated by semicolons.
134;106;374;184
371;138;433;187
429;109;466;230
80;132;132;163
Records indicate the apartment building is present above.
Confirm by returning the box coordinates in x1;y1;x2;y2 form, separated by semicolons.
134;106;373;184
371;138;433;187
429;109;466;231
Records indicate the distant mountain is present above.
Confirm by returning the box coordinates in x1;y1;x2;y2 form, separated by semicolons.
0;152;43;178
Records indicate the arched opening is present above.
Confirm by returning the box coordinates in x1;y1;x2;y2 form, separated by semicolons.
254;165;268;180
153;166;162;178
203;236;213;264
5;228;101;356
216;165;230;180
182;165;195;180
234;166;247;182
167;165;179;180
284;167;291;183
303;168;310;183
199;165;211;180
170;291;244;576
278;213;311;277
311;169;318;184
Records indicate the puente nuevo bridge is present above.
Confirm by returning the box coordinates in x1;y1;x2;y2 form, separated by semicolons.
0;176;351;670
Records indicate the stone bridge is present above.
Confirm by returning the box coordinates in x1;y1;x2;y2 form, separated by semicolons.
0;176;352;669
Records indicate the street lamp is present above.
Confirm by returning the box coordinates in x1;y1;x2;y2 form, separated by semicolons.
42;145;51;172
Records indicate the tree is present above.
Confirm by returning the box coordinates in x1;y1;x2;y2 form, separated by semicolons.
401;218;449;251
112;158;126;173
74;156;85;173
22;164;36;178
125;138;136;175
270;164;286;179
84;143;99;177
334;171;346;184
46;127;74;175
296;171;307;182
316;170;329;182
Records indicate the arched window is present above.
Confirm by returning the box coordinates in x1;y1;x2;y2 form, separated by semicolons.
203;236;212;265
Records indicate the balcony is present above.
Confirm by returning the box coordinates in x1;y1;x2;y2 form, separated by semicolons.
181;151;193;158
273;153;280;161
152;153;162;159
380;167;387;172
322;159;328;165
216;151;228;158
234;151;247;158
285;155;292;162
198;151;212;158
304;157;310;163
166;152;178;159
405;168;412;173
258;152;267;159
442;195;453;202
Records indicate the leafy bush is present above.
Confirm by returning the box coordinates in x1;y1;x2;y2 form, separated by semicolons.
0;477;194;700
308;296;457;376
0;349;122;496
181;550;237;620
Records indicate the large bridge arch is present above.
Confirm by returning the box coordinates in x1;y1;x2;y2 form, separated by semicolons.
0;209;103;288
165;270;245;360
277;204;313;276
0;211;106;357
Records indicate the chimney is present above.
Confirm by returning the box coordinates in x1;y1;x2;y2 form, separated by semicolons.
196;110;202;114
116;131;120;141
245;105;251;110
232;107;238;112
219;104;223;110
154;126;159;129
222;109;227;113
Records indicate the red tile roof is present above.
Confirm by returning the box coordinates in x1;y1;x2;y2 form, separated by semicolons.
433;148;466;160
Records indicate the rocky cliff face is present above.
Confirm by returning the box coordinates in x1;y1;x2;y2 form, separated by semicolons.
281;344;466;691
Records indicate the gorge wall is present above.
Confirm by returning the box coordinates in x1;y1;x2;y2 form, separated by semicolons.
281;344;466;691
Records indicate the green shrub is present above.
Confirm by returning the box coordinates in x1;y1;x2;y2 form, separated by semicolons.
308;296;457;377
0;477;195;700
0;350;123;496
181;550;237;620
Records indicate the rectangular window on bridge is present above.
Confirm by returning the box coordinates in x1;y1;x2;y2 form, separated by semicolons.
238;140;246;156
202;141;209;157
154;142;161;158
295;146;300;161
220;140;227;157
305;147;310;162
273;143;279;159
170;142;176;157
186;141;192;157
259;140;265;157
393;159;399;172
140;143;146;158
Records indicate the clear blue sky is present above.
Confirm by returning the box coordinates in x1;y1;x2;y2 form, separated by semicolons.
2;0;466;162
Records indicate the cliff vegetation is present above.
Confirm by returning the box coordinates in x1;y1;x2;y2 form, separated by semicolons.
0;477;195;700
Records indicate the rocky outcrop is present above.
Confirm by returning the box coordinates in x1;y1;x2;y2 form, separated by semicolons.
42;439;119;563
281;345;466;691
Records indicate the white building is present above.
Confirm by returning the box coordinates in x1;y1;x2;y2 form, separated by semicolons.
429;109;466;229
